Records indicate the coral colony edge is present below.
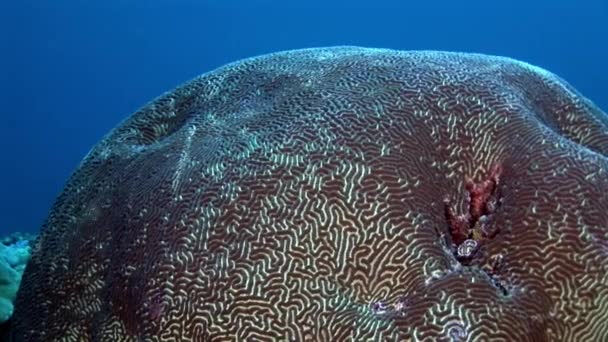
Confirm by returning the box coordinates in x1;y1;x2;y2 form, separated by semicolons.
6;47;608;341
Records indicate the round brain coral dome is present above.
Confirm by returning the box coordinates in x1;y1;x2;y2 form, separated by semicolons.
9;47;608;341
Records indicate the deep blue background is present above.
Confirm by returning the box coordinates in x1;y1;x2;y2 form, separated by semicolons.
1;0;607;234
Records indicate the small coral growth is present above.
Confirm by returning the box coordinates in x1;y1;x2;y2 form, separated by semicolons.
0;233;34;324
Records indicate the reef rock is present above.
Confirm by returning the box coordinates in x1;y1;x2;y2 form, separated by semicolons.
12;47;608;341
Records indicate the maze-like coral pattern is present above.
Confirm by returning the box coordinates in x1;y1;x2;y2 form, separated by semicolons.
12;47;608;341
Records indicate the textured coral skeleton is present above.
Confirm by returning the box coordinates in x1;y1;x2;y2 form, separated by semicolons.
11;47;608;341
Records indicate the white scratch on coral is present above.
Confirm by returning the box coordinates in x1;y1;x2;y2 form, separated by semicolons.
172;125;196;193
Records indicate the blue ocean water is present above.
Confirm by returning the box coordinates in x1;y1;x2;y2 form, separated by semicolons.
1;0;607;235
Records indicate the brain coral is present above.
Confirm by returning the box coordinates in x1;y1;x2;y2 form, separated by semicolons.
12;47;608;341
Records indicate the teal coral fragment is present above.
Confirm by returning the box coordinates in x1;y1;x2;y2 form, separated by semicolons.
0;239;31;323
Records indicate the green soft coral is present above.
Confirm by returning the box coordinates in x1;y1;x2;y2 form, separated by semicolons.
0;240;31;323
